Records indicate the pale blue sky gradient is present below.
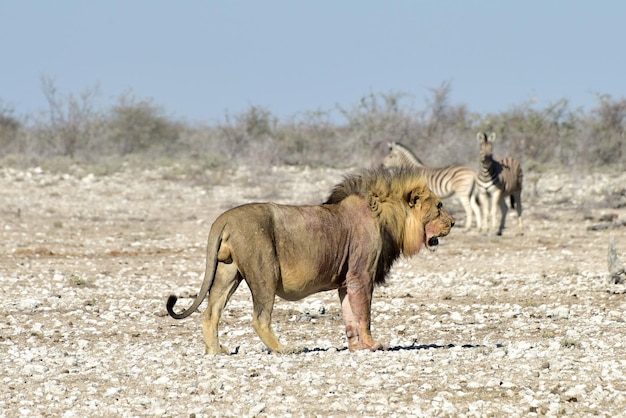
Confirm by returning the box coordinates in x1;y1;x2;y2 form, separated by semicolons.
1;1;624;123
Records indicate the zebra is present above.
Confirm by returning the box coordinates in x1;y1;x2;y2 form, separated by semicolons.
382;142;481;230
476;132;523;235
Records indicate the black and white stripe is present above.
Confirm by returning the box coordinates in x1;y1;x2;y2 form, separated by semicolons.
476;132;523;235
382;142;481;230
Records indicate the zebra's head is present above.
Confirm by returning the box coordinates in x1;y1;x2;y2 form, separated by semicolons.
382;142;424;168
477;132;497;163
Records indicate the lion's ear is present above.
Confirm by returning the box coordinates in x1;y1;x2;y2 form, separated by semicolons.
476;132;486;142
367;192;380;212
488;132;496;142
407;189;421;208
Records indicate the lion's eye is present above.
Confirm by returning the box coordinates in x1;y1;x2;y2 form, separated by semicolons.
437;201;442;209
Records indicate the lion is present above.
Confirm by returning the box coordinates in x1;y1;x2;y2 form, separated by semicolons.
166;167;455;354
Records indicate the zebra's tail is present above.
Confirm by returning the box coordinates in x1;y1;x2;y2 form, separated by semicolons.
510;194;516;209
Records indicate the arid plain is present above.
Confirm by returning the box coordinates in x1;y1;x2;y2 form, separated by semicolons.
1;164;625;417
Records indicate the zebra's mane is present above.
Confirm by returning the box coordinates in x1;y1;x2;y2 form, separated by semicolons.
389;142;426;167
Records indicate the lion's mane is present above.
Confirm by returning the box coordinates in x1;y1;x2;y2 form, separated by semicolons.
325;167;429;283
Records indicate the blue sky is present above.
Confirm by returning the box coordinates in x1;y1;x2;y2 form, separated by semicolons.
1;1;624;124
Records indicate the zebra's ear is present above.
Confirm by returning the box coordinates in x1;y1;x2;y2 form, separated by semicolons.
476;132;487;142
488;132;497;142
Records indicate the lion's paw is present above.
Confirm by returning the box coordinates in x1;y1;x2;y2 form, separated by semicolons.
273;345;302;355
348;340;386;352
368;341;386;351
205;344;232;355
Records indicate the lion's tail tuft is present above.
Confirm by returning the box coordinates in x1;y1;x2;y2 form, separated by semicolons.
166;294;185;319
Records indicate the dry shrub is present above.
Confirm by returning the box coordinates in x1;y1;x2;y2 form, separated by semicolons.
0;79;624;172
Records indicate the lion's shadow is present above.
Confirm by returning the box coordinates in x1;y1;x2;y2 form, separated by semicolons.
297;342;505;354
387;342;505;351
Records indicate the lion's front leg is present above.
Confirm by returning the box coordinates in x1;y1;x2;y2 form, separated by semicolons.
338;287;360;349
338;284;384;352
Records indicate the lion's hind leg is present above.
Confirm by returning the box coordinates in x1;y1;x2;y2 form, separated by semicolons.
202;263;241;355
252;304;298;354
244;270;298;354
249;290;298;354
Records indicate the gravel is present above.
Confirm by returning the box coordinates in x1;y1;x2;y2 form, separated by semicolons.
1;164;625;417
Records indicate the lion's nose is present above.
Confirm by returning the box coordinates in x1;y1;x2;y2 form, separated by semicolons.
450;218;456;228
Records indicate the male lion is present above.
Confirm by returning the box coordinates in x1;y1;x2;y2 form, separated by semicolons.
167;167;455;354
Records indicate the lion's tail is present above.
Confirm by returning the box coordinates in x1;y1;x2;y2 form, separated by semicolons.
166;222;226;320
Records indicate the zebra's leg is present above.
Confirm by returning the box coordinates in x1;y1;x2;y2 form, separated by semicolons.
457;194;474;230
490;189;503;235
470;192;481;231
477;191;490;234
497;194;508;236
513;191;523;235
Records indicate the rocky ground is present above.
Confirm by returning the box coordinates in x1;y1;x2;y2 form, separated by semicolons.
1;163;625;417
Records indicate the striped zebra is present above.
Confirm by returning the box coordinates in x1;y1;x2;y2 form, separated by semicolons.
382;142;481;230
476;132;523;235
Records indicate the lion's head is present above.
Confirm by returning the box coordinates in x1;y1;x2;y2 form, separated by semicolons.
326;167;455;257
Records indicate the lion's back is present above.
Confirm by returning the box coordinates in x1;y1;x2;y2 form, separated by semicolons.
215;201;354;247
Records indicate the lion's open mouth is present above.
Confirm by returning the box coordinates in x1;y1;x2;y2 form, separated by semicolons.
424;220;452;252
427;236;439;247
424;233;440;252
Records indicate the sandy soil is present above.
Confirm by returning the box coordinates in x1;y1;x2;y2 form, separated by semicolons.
1;164;625;417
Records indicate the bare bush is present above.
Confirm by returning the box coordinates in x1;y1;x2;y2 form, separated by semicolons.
175;124;230;169
38;76;105;159
337;91;422;166
586;94;625;166
418;81;479;166
368;83;479;168
107;92;182;156
275;109;348;166
214;105;281;166
0;100;20;155
1;81;624;172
